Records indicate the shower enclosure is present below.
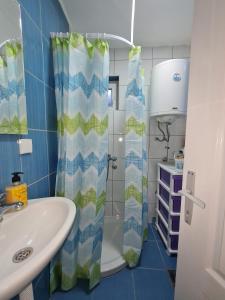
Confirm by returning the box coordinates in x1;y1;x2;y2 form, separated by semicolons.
51;34;147;290
101;47;148;276
101;79;127;276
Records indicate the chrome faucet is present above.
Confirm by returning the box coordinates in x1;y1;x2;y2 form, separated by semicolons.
106;154;118;180
0;193;24;222
108;154;117;169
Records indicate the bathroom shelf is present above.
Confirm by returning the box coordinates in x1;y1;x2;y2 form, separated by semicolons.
156;162;183;255
156;223;178;255
157;194;180;216
156;209;180;235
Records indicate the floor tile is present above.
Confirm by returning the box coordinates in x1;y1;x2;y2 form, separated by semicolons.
133;268;174;300
92;269;135;300
157;238;177;270
52;280;94;300
51;223;176;300
139;241;164;269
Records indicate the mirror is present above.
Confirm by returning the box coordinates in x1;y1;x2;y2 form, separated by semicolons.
0;0;27;134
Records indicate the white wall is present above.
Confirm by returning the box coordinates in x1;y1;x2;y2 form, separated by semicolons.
107;45;190;222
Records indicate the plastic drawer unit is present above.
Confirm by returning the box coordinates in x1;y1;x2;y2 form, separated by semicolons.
156;163;183;255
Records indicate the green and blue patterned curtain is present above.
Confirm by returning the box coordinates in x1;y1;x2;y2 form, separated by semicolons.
0;40;27;134
123;47;148;266
50;33;109;291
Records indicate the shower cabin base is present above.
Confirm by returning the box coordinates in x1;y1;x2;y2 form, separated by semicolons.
101;216;126;277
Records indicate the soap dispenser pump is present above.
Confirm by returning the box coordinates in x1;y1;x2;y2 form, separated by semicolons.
5;172;28;206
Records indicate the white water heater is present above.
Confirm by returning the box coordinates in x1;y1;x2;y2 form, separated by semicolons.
150;59;190;123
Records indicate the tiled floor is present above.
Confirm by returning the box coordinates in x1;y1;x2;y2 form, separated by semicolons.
52;224;176;300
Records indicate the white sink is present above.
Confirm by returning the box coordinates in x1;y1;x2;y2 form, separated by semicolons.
0;197;76;300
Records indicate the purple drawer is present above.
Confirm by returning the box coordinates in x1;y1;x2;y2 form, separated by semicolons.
159;184;170;204
158;215;168;239
172;175;182;193
169;234;179;250
159;201;169;221
160;168;170;187
171;195;181;213
169;215;180;232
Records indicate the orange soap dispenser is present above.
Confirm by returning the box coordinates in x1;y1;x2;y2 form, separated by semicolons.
5;172;28;206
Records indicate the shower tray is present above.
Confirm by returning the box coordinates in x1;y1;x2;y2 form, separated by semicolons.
101;216;126;277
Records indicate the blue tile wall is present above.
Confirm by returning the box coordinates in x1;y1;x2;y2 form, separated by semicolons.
0;0;69;201
0;1;69;299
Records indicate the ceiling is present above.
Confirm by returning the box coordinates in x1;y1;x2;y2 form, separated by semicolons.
59;0;194;47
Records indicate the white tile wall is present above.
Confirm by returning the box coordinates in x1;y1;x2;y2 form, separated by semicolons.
153;46;173;59
108;109;114;134
113;158;125;180
109;62;115;75
148;136;168;159
142;60;153;84
115;48;129;60
107;45;190;221
148;181;157;204
168;135;185;159
169;117;186;135
108;134;113;153
115;60;129;85
114;111;125;134
106;180;113;201
113;134;125;158
108;162;113;180
142;47;153;59
149;119;162;136
105;202;112;215
148;159;162;181
109;48;115;61
113;180;125;203
113;202;124;218
172;45;190;58
118;85;127;110
148;202;157;220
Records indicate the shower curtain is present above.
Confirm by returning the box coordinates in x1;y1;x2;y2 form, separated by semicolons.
123;47;148;267
0;40;27;134
50;33;109;291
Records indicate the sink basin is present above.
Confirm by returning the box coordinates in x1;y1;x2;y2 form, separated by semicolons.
0;197;76;300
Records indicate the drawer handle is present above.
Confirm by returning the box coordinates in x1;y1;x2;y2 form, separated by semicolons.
178;189;206;209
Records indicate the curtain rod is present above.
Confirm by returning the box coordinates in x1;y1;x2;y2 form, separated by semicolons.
50;32;135;48
0;38;21;49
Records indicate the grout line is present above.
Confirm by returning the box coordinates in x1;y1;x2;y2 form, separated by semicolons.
152;223;168;269
25;69;55;91
28;174;50;187
49;171;57;176
25;69;43;84
19;154;23;175
44;81;55;91
136;266;165;271
41;31;51;44
20;3;42;34
28;171;56;188
39;0;50;196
